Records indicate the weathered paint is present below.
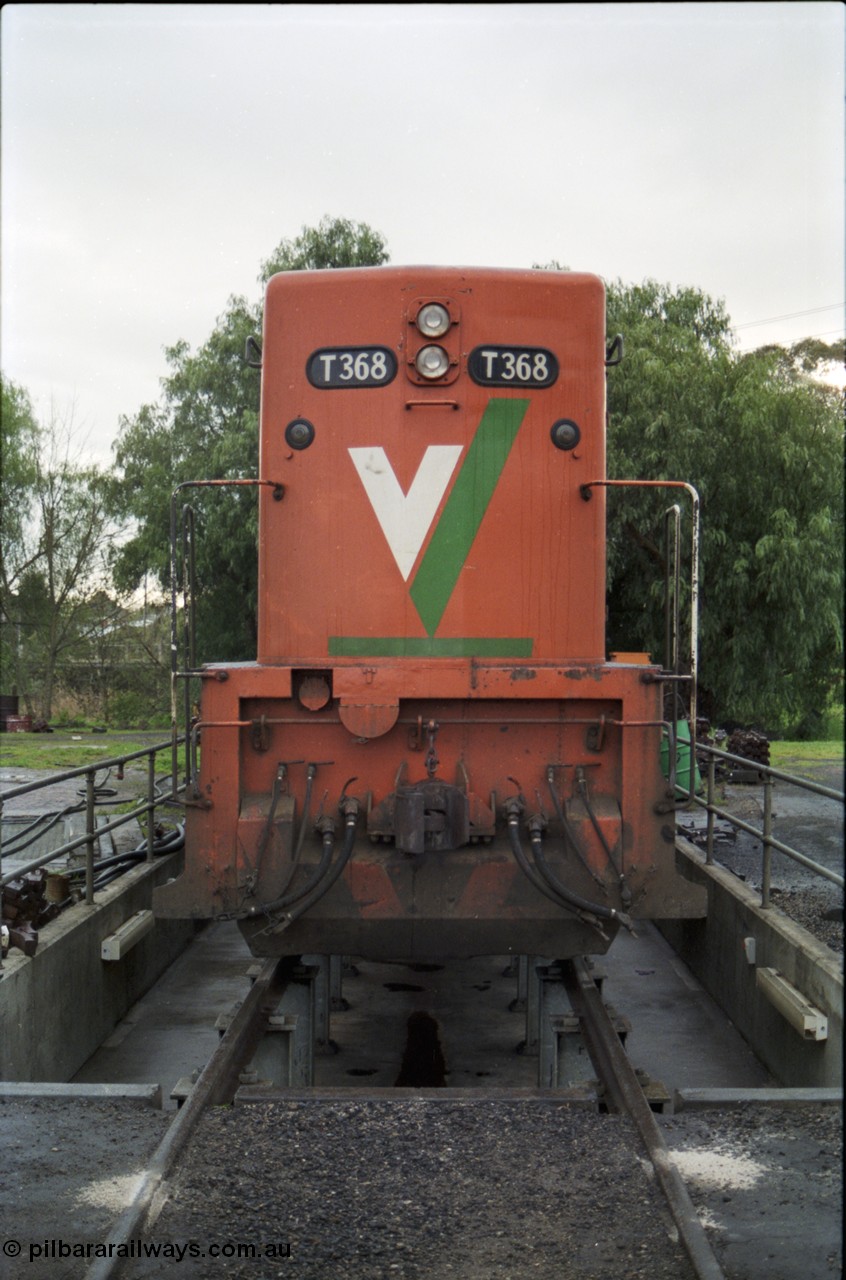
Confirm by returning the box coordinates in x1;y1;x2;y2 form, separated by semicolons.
155;267;706;959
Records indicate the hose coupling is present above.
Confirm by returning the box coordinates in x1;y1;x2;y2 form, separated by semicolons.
504;795;525;824
340;795;361;826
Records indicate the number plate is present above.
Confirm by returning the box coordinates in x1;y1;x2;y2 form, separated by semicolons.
468;346;558;387
307;347;397;388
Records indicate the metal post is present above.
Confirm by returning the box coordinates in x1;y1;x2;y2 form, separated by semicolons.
663;504;681;677
147;754;156;862
525;957;541;1055
85;770;96;905
536;964;575;1087
313;955;331;1050
706;754;716;864
761;774;774;908
510;954;529;1013
329;955;345;1010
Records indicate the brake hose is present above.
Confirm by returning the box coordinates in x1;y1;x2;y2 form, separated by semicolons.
505;802;634;935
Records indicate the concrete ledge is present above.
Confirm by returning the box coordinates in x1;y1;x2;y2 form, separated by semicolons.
0;852;199;1082
675;1087;843;1110
0;1081;163;1107
658;838;843;1087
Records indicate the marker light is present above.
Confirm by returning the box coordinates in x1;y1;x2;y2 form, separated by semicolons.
415;344;450;379
416;303;451;338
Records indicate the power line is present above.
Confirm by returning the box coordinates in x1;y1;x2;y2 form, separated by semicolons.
731;303;844;331
737;327;845;352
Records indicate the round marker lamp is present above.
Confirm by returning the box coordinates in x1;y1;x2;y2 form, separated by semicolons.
550;419;581;451
285;418;315;450
416;303;451;338
415;344;450;380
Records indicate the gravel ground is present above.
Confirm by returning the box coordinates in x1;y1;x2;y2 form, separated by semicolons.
0;1098;170;1280
2;1096;839;1280
661;1104;842;1280
679;764;844;954
124;1099;697;1280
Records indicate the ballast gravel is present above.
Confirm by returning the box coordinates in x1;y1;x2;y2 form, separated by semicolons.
124;1099;697;1280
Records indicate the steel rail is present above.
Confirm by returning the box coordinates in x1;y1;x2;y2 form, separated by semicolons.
83;954;297;1280
561;956;727;1280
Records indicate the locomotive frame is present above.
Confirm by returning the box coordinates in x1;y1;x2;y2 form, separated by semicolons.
155;266;706;960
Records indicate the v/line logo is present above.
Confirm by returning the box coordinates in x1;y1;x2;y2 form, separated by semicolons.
349;444;462;582
349;398;529;637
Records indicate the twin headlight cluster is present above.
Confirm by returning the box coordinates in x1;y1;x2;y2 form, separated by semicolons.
413;302;452;380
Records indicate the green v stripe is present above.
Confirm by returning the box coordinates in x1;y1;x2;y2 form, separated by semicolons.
409;398;529;636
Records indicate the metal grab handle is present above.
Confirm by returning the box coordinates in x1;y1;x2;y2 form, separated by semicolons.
580;478;700;805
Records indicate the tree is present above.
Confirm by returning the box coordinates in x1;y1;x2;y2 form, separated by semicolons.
603;280;844;734
112;298;262;660
2;377;45;707
111;217;390;661
260;215;389;279
1;389;127;718
110;252;842;734
0;376;41;591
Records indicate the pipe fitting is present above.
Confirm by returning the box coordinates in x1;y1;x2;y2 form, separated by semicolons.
340;795;361;825
504;795;525;823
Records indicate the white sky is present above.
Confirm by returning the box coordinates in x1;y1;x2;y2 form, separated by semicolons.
2;2;844;466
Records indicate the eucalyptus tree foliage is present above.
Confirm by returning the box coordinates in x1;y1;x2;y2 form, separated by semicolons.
111;218;390;661
0;379;124;718
111;250;842;732
112;297;261;661
0;376;41;587
260;215;389;280
604;280;843;734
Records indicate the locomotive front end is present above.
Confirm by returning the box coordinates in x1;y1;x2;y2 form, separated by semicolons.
155;267;705;959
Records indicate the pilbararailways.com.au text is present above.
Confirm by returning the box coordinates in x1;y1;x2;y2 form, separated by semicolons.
4;1238;293;1264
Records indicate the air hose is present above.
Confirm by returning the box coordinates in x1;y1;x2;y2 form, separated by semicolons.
253;798;360;936
505;799;634;936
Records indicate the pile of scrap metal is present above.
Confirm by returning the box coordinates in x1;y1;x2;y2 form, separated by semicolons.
1;870;62;958
726;729;771;782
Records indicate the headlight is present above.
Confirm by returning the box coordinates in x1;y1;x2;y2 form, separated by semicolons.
415;344;450;379
416;303;451;338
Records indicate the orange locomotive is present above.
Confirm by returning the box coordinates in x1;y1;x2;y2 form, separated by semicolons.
155;267;704;959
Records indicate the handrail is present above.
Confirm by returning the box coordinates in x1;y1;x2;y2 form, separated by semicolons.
688;741;844;906
581;478;700;805
0;738;185;904
168;478;285;795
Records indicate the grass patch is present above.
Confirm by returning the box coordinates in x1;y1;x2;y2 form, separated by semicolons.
0;730;178;775
769;739;844;776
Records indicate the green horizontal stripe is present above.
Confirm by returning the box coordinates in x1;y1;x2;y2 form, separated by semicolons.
329;637;534;657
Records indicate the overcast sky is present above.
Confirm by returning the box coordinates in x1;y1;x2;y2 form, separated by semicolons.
2;2;843;466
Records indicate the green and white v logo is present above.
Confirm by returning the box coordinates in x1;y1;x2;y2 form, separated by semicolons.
333;398;533;657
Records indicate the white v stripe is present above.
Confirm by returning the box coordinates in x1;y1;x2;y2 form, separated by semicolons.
349;445;463;580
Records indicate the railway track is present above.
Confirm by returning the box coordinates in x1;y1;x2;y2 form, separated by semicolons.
83;955;300;1280
560;957;725;1280
78;953;730;1280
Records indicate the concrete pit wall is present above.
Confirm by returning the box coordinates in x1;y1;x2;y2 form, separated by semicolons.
0;853;199;1082
658;839;843;1088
